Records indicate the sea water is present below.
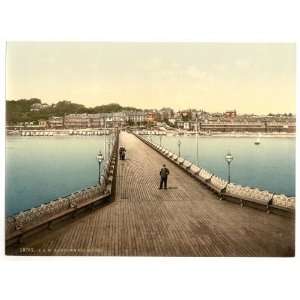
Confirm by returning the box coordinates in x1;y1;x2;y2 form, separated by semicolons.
148;135;295;197
6;136;110;216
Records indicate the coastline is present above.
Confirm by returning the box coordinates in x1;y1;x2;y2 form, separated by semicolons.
6;128;296;138
201;133;296;138
140;130;296;138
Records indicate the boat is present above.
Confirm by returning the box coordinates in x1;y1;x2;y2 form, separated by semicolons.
254;135;261;145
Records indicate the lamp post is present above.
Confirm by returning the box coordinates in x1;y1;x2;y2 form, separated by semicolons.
225;152;234;183
104;118;107;159
96;151;104;184
108;139;111;157
178;139;182;157
196;115;199;167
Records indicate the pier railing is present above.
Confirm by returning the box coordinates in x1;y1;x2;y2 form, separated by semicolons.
6;131;119;245
134;133;295;216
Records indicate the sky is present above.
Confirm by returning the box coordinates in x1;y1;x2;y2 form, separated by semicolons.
6;42;296;114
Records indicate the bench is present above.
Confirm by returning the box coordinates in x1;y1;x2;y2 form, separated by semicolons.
172;155;178;161
177;157;185;165
269;195;295;215
224;184;273;212
206;176;228;198
108;175;114;183
6;192;110;245
164;150;170;157
183;160;193;170
167;152;174;159
190;164;201;175
198;169;213;184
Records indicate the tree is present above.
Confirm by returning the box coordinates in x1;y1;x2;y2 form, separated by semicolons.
6;98;143;125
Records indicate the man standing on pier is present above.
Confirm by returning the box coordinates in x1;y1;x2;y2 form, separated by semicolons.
159;164;170;189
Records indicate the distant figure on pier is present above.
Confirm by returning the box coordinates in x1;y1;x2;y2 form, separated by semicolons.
119;146;126;160
159;164;170;189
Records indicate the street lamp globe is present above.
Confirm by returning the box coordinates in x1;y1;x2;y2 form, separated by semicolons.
96;151;104;185
97;151;104;163
225;152;234;183
225;152;233;164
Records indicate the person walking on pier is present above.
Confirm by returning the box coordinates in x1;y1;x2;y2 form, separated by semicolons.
121;147;126;160
159;164;170;189
119;146;126;160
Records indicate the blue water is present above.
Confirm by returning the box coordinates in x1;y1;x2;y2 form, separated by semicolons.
6;136;111;216
148;135;295;197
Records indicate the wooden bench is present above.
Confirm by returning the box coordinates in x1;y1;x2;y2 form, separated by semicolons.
167;152;174;159
163;150;170;157
224;190;273;212
189;164;201;175
205;176;228;198
183;160;193;170
6;192;110;246
197;171;213;185
172;155;178;161
177;157;185;165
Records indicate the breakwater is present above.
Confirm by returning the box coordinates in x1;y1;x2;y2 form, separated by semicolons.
6;132;119;245
134;133;295;215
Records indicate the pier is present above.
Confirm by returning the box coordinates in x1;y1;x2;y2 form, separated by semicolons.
6;131;295;256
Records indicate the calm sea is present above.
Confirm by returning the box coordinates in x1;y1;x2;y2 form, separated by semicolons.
148;135;295;198
6;136;110;216
6;135;295;216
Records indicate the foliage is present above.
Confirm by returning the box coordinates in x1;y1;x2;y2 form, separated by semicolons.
6;99;142;124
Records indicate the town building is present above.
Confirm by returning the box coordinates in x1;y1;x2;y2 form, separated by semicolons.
30;103;49;112
224;110;237;118
125;111;146;124
48;116;64;128
63;112;127;129
183;122;190;130
64;113;90;128
38;120;48;128
159;108;174;121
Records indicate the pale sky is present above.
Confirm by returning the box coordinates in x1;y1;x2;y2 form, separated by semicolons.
6;42;295;114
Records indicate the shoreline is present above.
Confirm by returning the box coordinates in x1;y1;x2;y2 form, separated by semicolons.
199;133;296;138
138;131;296;138
6;128;296;138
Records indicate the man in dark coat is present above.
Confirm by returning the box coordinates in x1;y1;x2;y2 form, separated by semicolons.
121;147;126;160
119;146;126;160
159;164;170;189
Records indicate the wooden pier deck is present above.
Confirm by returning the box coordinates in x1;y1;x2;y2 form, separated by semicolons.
7;132;295;256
